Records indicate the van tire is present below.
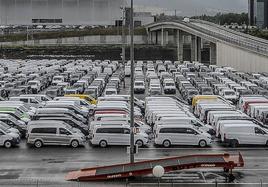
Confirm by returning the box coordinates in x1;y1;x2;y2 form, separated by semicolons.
71;140;79;148
34;140;43;148
99;140;107;148
4;140;12;148
163;140;171;148
135;140;144;147
230;140;238;148
199;140;207;148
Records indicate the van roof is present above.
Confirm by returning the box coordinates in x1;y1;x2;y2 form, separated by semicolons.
29;120;67;126
157;124;194;128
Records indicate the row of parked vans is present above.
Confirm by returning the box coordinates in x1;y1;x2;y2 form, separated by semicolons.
145;97;213;147
89;95;149;147
0;92;98;148
193;95;268;147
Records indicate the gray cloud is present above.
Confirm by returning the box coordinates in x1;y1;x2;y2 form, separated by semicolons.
132;0;248;16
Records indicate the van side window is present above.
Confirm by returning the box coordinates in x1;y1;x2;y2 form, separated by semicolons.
31;128;56;134
96;128;123;134
30;99;38;104
255;127;266;135
191;120;202;127
123;128;130;134
186;128;197;134
2;120;14;126
160;128;187;134
20;98;28;103
60;128;70;135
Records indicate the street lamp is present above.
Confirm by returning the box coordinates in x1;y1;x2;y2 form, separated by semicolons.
120;6;126;89
153;165;165;187
129;0;135;164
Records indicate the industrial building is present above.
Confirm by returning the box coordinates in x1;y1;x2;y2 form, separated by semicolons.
0;0;126;26
248;0;268;28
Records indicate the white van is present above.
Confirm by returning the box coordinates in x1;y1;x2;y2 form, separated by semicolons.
199;105;234;122
27;120;86;148
216;120;254;138
91;125;149;147
154;125;212;147
0;128;20;148
52;76;65;86
154;117;214;135
104;88;117;96
221;124;268;147
207;110;239;125
20;94;52;102
9;96;44;108
125;66;131;77
248;103;268;118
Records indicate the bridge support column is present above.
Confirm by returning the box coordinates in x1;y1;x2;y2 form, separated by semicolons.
197;37;202;62
161;27;164;46
210;42;217;65
191;35;197;62
148;31;152;44
177;30;183;61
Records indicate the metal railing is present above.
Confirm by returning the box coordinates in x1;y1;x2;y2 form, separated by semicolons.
177;20;268;57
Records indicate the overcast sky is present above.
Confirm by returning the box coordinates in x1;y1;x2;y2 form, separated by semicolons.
133;0;248;16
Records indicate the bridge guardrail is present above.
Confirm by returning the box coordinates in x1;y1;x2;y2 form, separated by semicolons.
182;21;268;56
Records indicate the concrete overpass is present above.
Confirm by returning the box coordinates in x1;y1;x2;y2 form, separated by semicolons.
146;19;268;72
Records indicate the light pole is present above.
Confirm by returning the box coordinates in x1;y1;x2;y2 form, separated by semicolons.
129;0;135;164
121;6;126;88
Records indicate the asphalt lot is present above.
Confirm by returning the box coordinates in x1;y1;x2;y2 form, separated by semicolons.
1;76;268;187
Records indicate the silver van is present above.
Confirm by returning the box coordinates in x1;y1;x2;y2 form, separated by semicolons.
27;120;86;148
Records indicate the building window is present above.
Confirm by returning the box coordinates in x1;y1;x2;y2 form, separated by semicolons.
32;19;63;24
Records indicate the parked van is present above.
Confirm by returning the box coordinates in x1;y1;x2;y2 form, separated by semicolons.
9;96;44;108
221;124;268;147
0;121;20;136
34;108;87;124
154;117;214;135
64;94;97;105
52;76;65;86
192;95;218;108
0;128;20;148
154;125;212;147
91;125;149;147
20;94;52;102
27;120;86;148
0;114;27;136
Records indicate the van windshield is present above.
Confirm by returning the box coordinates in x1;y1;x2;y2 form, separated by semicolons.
53;77;63;81
65;125;76;133
166;83;174;86
135;82;144;86
225;91;235;95
28;82;37;85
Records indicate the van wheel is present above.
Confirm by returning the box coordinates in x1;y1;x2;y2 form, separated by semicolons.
199;140;207;148
99;140;107;148
135;140;144;147
4;140;12;148
34;140;43;148
71;140;79;148
230;140;238;148
163;140;171;148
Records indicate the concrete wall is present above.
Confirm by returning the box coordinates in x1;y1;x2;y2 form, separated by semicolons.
217;42;268;72
0;35;148;46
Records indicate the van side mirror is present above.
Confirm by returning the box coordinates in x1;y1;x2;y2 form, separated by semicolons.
194;132;199;135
